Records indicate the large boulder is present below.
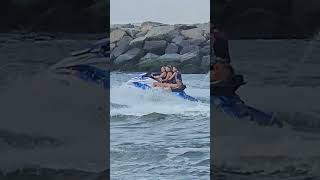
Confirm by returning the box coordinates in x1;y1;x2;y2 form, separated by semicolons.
145;25;178;41
158;54;181;64
110;43;115;51
110;36;132;59
111;24;135;29
129;36;146;48
171;36;184;45
141;21;166;32
201;55;210;70
143;40;168;55
196;23;210;35
113;48;144;65
123;28;140;37
180;45;200;54
165;43;179;54
200;45;210;56
110;29;127;43
181;28;206;41
180;52;201;65
140;53;160;62
174;24;198;30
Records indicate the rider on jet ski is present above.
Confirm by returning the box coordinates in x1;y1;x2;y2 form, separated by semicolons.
211;23;246;96
162;67;184;90
152;66;185;91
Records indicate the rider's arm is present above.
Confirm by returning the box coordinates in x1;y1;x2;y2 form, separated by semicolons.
162;72;172;81
153;72;165;79
167;72;176;81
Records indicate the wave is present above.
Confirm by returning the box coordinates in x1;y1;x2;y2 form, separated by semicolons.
110;84;210;117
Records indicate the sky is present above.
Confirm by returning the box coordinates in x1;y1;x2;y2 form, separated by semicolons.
110;0;210;24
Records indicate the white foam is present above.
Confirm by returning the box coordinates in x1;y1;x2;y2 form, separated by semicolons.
110;83;209;117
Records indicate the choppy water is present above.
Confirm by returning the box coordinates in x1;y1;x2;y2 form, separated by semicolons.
110;73;210;179
1;38;320;179
213;39;320;180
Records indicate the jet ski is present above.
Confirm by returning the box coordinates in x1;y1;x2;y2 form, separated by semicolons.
211;74;283;128
127;72;199;102
53;65;282;127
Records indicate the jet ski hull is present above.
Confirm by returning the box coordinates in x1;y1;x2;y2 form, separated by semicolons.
131;81;198;102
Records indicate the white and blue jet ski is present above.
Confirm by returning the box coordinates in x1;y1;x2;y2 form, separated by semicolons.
127;73;199;102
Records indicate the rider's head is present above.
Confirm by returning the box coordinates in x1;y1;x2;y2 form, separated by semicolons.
165;65;172;72
172;67;178;72
161;66;166;72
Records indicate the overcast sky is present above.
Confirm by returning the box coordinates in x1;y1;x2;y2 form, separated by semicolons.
111;0;210;24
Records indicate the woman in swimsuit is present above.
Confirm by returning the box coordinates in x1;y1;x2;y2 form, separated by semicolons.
152;66;166;85
163;67;184;90
153;66;172;87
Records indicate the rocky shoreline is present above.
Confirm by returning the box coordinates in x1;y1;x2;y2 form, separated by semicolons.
52;22;210;73
109;22;210;73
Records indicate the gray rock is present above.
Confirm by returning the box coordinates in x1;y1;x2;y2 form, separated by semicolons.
180;52;201;65
143;40;168;55
200;45;210;56
135;31;148;37
111;36;132;59
141;21;165;32
110;29;127;43
114;48;144;65
110;43;116;51
180;45;200;54
158;54;181;63
178;40;191;47
129;36;146;48
181;28;206;41
111;24;135;29
123;28;140;37
140;53;159;61
165;43;179;54
190;38;206;46
145;25;176;41
196;23;210;35
141;21;165;27
174;24;198;30
201;55;210;67
172;36;184;45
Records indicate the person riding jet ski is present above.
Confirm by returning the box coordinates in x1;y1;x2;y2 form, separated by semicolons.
211;24;246;96
162;67;185;90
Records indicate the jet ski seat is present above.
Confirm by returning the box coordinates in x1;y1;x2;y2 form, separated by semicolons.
171;85;187;92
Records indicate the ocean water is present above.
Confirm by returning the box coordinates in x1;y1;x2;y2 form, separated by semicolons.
1;37;320;179
110;73;210;179
213;39;320;179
